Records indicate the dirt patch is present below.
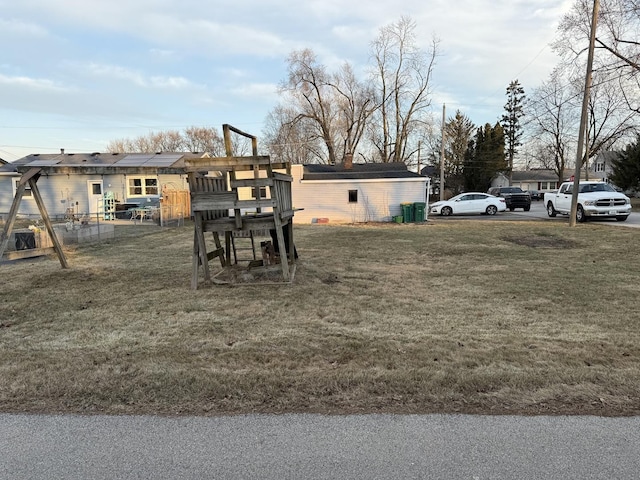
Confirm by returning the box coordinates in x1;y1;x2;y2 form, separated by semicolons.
503;235;579;249
211;262;296;285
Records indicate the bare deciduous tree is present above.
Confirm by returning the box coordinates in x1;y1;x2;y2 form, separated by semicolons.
554;0;640;112
279;49;340;164
262;104;322;164
183;126;225;155
584;72;639;168
332;63;377;161
274;49;375;165
106;127;234;155
369;16;439;164
528;74;579;183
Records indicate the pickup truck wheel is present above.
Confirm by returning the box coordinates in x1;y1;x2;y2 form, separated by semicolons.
524;206;531;212
546;202;557;217
486;205;498;215
616;215;628;222
576;205;587;223
441;206;453;216
509;207;515;211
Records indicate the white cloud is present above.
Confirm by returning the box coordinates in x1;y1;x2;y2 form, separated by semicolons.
0;73;70;92
149;76;192;89
230;82;279;100
85;63;195;90
0;18;48;37
141;17;288;58
0;0;579;158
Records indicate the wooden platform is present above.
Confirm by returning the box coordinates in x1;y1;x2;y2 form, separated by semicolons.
186;124;298;289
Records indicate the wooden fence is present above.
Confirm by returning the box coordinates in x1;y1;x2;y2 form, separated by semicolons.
159;189;190;226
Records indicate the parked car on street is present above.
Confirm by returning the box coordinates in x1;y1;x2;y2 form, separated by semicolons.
487;186;531;211
430;192;507;216
527;189;542;200
544;181;631;222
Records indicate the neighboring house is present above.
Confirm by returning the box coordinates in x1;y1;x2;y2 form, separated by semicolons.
0;159;23;218
2;152;429;224
491;170;561;195
0;151;206;219
591;151;621;182
420;165;440;197
289;161;429;223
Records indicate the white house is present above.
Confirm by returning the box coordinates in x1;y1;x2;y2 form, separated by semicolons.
2;152;429;225
591;151;621;182
491;169;561;194
0;152;205;220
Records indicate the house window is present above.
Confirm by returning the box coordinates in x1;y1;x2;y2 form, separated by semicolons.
595;162;605;173
128;177;158;196
251;186;267;199
348;189;358;203
92;183;102;195
14;179;33;198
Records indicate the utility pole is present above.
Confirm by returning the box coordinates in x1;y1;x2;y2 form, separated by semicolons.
440;104;446;201
570;0;599;227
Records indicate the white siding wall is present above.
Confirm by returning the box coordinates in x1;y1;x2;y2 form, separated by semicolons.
290;165;427;223
102;173;188;203
1;173;188;218
0;176;19;215
4;174;90;217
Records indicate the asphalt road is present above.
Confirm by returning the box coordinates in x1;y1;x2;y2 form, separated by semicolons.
429;199;640;227
1;413;639;479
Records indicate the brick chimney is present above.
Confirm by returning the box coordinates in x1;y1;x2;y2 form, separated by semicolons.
344;152;353;170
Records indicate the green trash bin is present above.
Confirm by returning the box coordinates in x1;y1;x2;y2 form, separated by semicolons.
413;202;426;222
392;215;404;223
401;203;414;223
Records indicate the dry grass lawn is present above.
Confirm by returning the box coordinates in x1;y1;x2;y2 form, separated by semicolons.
1;219;639;417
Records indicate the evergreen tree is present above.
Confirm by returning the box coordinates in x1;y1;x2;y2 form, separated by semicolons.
501;80;525;182
444;110;475;194
463;122;507;191
610;136;640;191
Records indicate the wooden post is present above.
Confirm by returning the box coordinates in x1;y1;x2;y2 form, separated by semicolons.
0;184;27;260
28;174;68;268
1;168;67;268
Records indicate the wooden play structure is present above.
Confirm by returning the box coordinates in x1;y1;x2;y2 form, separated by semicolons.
186;124;298;289
0;168;68;266
0;124;299;289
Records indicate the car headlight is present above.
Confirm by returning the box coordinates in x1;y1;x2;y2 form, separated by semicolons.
583;200;595;206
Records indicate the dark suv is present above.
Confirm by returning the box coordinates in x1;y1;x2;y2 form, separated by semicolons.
487;186;531;211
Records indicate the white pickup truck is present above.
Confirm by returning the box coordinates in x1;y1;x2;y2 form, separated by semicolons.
544;181;632;222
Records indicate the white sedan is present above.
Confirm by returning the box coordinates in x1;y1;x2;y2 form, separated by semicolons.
430;192;507;216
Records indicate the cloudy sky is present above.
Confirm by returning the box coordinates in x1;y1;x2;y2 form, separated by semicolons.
0;0;574;161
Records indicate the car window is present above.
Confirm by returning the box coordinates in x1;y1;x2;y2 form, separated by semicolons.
459;195;472;201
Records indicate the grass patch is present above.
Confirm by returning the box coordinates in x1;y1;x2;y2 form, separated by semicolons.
1;220;639;416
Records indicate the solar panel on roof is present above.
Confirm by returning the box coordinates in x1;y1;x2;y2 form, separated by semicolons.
115;154;154;166
144;154;182;167
27;159;62;166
